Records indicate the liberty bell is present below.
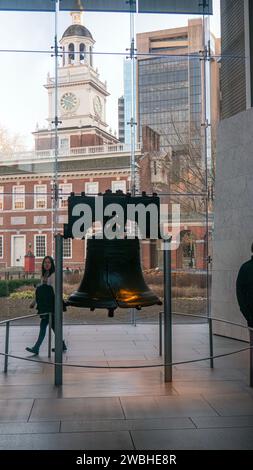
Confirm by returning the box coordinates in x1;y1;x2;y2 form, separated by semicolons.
65;190;162;317
67;238;162;317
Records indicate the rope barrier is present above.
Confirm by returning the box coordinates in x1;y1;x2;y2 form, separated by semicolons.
0;345;252;370
0;312;251;373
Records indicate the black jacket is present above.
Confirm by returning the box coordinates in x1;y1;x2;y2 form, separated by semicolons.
35;284;55;315
236;256;253;327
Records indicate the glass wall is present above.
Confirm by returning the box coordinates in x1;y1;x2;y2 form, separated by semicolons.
0;0;220;326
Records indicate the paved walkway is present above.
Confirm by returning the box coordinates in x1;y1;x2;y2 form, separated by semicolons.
0;323;253;450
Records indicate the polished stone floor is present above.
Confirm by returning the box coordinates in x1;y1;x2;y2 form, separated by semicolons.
0;323;253;450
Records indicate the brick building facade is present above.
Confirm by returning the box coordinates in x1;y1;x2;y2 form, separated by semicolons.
0;148;134;272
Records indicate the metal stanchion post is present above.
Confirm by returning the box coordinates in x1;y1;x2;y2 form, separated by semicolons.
159;311;162;357
131;308;137;326
54;234;63;386
48;313;52;359
4;321;10;373
208;317;214;368
163;240;172;382
250;328;253;388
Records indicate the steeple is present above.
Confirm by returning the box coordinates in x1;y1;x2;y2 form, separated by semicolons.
60;11;94;67
70;11;83;25
44;10;110;133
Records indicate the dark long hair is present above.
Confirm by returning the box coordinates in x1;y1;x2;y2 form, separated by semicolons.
41;256;55;277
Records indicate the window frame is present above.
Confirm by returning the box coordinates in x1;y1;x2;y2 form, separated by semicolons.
12;185;25;211
111;180;127;193
85;181;99;195
59;183;72;208
68;42;75;64
63;237;72;259
34;184;47;209
34;234;47;259
59;137;69;151
80;42;86;63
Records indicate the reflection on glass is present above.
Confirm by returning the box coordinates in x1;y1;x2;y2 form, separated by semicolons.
60;0;136;13
0;3;220;325
0;1;55;11
138;0;213;15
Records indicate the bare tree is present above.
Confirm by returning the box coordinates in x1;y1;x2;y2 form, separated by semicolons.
0;125;25;159
151;118;216;217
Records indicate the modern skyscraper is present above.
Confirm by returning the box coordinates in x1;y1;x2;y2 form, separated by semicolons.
220;0;253;119
118;96;125;143
137;19;220;155
123;59;137;146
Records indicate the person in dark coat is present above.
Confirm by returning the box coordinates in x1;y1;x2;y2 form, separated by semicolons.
26;256;67;355
236;244;253;328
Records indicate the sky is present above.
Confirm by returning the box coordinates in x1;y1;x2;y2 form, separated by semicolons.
0;0;220;149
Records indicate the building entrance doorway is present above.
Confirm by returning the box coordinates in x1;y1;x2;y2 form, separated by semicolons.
11;235;25;268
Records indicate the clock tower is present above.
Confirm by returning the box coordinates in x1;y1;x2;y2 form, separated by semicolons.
34;11;118;151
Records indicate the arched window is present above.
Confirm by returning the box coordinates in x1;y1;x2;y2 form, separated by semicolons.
89;46;93;67
68;43;74;64
80;43;86;63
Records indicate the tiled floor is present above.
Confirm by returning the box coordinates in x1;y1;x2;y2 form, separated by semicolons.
0;323;252;449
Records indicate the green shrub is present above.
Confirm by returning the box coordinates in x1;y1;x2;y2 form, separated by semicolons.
8;278;40;293
10;290;35;300
0;281;9;297
0;278;40;297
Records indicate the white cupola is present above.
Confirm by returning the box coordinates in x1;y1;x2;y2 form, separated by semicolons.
60;11;95;67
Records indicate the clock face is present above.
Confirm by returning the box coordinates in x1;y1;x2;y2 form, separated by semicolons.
60;92;78;112
93;95;102;118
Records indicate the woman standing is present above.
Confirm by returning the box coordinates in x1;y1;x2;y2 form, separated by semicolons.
26;256;67;355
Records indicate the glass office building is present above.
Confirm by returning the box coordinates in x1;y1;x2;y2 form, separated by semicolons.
118;96;125;142
137;19;219;155
138;55;193;150
123;59;136;145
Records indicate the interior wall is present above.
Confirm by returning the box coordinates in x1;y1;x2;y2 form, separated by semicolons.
212;107;253;341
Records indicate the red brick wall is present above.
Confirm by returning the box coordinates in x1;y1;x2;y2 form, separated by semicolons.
35;137;56;151
139;155;152;193
35;133;110;151
0;177;206;270
0;175;129;269
139;126;161;193
70;133;106;148
140;225;207;271
142;126;160;152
